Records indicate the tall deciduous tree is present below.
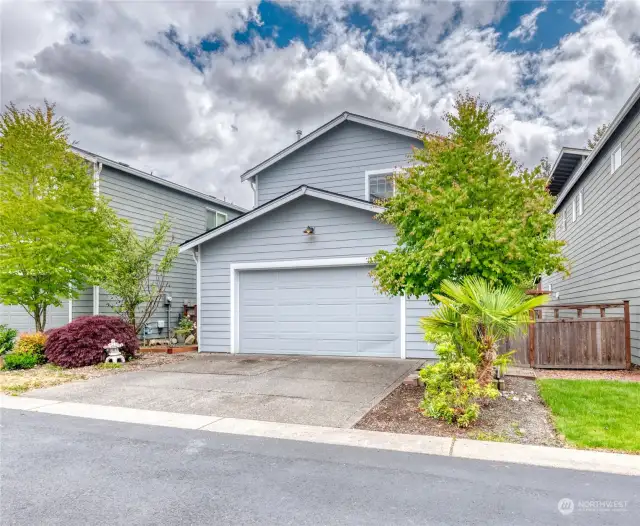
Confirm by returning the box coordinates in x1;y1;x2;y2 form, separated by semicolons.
0;102;120;331
100;215;178;336
370;94;567;301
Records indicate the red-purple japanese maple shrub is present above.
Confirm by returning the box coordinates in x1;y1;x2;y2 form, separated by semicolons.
45;316;139;368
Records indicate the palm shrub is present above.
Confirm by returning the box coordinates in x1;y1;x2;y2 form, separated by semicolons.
421;277;548;386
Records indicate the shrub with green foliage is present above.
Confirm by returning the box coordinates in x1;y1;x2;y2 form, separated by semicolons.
418;338;498;428
0;324;17;355
15;332;47;364
2;352;39;370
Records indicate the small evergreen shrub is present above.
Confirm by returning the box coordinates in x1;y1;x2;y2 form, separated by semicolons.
45;316;138;368
3;352;39;370
15;332;48;364
0;324;17;355
418;338;499;428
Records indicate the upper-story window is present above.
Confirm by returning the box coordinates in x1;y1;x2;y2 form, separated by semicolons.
206;209;227;230
366;170;394;201
572;198;577;222
611;144;622;173
577;190;584;216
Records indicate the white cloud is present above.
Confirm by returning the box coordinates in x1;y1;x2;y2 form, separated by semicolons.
1;0;639;209
508;4;548;42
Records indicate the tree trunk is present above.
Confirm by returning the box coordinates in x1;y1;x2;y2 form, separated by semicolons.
34;304;46;332
477;344;497;387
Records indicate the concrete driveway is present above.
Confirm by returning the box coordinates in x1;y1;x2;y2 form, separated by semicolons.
25;355;421;428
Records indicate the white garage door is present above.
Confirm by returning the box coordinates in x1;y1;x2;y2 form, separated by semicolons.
238;265;400;357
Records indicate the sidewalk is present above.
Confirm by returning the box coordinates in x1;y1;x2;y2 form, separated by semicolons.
2;394;639;477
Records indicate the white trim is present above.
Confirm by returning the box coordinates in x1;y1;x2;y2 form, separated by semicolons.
192;248;201;351
552;83;640;212
240;112;420;182
73;147;247;213
179;186;385;252
250;175;259;208
229;257;403;355
400;295;407;359
93;286;100;315
68;297;73;323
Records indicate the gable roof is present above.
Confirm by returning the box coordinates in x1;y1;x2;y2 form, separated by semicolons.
72;146;247;213
179;185;385;252
547;147;590;196
240;112;421;182
551;82;640;213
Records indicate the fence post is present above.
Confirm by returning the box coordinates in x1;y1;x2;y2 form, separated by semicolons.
528;309;535;367
624;301;631;370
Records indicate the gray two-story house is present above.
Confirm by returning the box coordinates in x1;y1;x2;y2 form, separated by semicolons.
542;83;640;365
0;149;245;335
180;112;435;359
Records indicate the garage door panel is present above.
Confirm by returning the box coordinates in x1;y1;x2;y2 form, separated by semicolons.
239;266;400;357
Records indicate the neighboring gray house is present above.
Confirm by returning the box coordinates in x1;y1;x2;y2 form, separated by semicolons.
180;112;436;359
0;149;245;335
542;83;640;365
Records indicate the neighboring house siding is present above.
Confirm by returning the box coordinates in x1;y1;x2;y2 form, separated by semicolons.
256;122;422;205
542;100;640;364
88;165;241;336
199;195;435;358
0;303;69;333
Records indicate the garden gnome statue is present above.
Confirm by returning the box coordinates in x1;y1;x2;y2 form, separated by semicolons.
104;339;125;364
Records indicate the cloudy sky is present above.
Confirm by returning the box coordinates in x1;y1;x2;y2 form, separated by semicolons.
2;0;639;208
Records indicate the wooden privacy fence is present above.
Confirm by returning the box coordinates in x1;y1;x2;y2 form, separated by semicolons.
501;302;631;370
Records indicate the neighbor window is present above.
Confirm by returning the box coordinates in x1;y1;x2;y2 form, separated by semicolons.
206;209;227;230
577;190;584;216
367;171;395;202
611;145;622;173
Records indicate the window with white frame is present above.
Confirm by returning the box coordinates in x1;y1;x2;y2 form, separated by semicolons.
577;190;584;216
366;170;395;202
206;209;227;230
572;198;576;222
563;208;569;230
611;144;622;173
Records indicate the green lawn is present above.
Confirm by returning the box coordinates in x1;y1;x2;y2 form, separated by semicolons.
537;379;640;453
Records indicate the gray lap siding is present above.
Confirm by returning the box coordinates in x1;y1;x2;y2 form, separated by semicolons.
199;195;435;358
82;165;241;334
257;122;422;205
542;99;640;364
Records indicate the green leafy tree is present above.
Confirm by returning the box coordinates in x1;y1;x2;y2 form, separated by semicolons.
370;94;566;300
420;277;548;386
586;123;608;149
100;215;178;335
0;101;120;331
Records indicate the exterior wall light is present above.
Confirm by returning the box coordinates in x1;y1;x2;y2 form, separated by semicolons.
303;226;315;235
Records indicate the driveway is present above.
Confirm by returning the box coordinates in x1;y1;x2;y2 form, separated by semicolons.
24;354;421;428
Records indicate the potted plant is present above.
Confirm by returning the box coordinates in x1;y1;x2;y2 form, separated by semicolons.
174;316;194;344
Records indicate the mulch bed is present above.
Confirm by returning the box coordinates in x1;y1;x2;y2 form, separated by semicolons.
355;376;563;447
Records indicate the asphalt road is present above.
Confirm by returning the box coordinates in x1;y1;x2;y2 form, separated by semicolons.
1;409;637;526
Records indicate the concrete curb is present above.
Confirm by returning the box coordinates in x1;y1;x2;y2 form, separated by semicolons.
2;394;638;476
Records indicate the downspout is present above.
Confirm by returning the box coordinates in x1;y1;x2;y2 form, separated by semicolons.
92;161;103;316
192;247;201;351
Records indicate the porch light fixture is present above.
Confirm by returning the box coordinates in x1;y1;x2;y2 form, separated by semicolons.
303;226;315;235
